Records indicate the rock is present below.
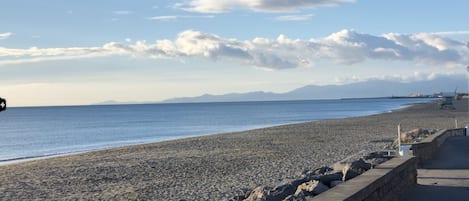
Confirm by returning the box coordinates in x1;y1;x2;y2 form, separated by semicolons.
401;128;423;143
269;179;306;201
230;196;246;201
294;180;329;197
332;162;348;173
342;166;360;181
401;128;437;143
283;194;305;201
364;151;391;160
245;186;270;201
330;180;342;188
312;166;333;175
349;158;372;174
317;173;342;187
337;163;361;181
366;157;389;167
231;188;251;201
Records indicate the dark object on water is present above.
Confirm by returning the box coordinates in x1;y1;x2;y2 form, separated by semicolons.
0;97;6;112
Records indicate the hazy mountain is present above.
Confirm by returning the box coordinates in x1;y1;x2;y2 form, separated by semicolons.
93;100;142;105
163;75;467;103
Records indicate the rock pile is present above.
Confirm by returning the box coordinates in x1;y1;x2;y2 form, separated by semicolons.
230;151;394;201
386;128;439;149
399;128;438;143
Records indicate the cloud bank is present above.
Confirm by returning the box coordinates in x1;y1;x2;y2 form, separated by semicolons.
1;29;468;69
176;0;355;13
0;32;13;40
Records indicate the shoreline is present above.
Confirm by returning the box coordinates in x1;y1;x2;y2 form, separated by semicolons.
0;99;466;200
0;99;433;166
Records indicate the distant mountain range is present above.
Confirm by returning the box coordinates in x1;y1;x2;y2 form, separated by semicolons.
162;75;467;103
93;75;467;105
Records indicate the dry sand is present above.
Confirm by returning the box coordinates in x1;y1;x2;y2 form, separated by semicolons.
0;99;467;200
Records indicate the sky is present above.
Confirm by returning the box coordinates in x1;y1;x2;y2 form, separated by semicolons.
1;0;469;107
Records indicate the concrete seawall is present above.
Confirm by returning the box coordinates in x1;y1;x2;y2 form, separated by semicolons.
310;128;465;201
411;128;465;164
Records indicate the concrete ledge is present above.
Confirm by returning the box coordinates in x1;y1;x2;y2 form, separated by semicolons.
310;156;417;201
411;128;465;164
308;129;465;201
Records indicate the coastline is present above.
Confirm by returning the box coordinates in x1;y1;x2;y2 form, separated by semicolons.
0;100;467;200
0;98;434;165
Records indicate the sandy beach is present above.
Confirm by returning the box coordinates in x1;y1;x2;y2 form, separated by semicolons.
0;99;467;200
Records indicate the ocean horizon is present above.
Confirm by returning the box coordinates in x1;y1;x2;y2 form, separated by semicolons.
0;98;435;164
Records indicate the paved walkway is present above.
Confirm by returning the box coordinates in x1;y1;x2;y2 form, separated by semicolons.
400;136;469;201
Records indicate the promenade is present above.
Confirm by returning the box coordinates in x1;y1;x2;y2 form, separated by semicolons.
400;135;469;201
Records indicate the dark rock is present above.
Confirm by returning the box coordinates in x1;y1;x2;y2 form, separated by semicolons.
350;158;372;174
317;173;342;187
330;180;342;187
269;180;298;200
313;166;333;175
230;196;245;201
294;180;329;197
343;167;360;181
366;157;389;167
286;192;306;201
364;151;393;160
270;177;312;200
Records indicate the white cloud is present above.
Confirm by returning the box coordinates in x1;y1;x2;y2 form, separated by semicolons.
0;32;13;40
147;15;214;21
1;29;468;69
148;16;178;21
113;10;132;15
177;0;355;13
431;30;469;36
334;71;463;85
275;14;313;21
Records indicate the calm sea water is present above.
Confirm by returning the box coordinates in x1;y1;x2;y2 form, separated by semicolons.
0;98;433;162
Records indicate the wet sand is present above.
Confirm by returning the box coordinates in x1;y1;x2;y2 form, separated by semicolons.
0;99;467;200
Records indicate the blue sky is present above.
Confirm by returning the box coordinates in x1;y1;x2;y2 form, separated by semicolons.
1;0;468;106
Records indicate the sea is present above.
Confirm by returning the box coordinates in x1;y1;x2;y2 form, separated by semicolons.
0;98;434;163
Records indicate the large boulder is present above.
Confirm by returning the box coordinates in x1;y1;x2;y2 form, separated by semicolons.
269;178;308;200
294;180;329;197
330;180;342;188
244;178;310;201
400;128;423;143
333;162;361;181
349;158;372;174
317;173;342;187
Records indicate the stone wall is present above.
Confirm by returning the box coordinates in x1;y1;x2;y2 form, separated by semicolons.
309;156;417;201
411;128;465;164
310;128;466;201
